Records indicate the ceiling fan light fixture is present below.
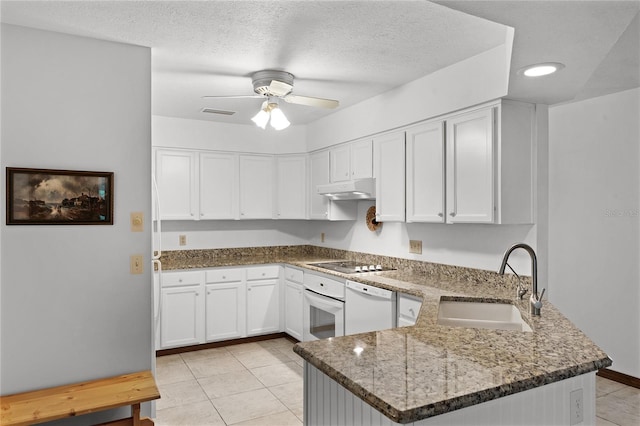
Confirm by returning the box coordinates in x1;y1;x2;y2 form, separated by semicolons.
251;101;270;129
269;105;290;130
519;62;565;77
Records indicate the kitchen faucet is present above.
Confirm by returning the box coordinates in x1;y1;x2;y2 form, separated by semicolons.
498;243;546;316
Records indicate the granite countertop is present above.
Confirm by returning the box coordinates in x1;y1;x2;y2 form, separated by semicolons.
291;266;612;424
160;247;611;424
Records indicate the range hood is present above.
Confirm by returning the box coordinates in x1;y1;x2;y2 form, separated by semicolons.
317;178;376;200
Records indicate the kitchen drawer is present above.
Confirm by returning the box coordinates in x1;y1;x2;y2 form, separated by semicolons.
398;293;422;324
162;270;204;288
246;265;280;281
303;272;345;300
206;268;244;284
284;266;304;284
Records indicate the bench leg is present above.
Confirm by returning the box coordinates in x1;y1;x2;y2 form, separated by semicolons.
132;403;141;426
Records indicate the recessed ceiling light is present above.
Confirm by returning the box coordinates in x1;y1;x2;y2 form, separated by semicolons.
519;62;565;77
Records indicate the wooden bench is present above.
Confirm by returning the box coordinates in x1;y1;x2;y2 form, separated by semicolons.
0;370;160;426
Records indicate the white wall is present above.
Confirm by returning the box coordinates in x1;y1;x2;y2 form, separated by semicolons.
1;24;152;423
153;115;307;154
306;37;513;150
549;87;640;377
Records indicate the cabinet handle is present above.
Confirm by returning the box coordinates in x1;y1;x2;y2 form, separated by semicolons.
190;213;194;217
222;275;226;279
262;273;266;276
178;279;183;283
200;213;204;217
438;213;443;217
449;212;456;217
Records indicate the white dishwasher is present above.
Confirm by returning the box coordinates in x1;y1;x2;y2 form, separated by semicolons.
345;280;396;335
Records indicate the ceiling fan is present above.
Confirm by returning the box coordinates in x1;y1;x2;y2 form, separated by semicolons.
202;70;339;130
202;70;340;109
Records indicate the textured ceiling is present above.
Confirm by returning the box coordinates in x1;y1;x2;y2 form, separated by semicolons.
2;0;639;126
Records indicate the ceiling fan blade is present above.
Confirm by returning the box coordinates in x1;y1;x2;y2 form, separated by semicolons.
283;94;339;109
201;95;263;99
268;80;293;97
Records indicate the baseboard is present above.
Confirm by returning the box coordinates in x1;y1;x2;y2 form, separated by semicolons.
156;332;296;357
597;368;640;389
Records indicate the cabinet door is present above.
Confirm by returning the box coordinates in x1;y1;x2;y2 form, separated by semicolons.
406;121;445;223
161;286;204;348
446;108;494;223
397;293;421;327
329;144;351;182
350;139;373;179
239;155;274;219
247;279;280;335
309;150;330;220
200;152;238;220
374;132;406;222
205;282;246;341
276;156;307;219
284;280;303;341
155;149;197;220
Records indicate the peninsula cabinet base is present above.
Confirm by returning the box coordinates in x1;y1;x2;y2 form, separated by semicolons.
304;362;596;425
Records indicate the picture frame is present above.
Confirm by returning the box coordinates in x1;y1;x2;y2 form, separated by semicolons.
6;167;114;225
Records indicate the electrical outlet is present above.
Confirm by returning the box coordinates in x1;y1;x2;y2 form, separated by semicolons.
179;235;187;246
409;240;422;254
130;255;144;275
321;232;325;243
570;388;583;425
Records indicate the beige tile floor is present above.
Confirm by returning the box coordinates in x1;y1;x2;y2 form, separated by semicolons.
154;337;639;426
154;338;303;426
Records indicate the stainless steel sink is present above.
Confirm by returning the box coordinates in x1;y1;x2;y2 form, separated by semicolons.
437;299;532;332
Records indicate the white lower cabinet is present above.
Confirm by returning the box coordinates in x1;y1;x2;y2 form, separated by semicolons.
160;270;205;349
246;266;281;336
284;267;304;341
397;293;422;327
160;266;284;350
205;269;246;341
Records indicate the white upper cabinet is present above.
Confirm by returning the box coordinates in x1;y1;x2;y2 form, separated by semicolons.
155;149;198;220
406;121;446;223
200;152;238;220
276;155;307;219
309;149;357;221
350;139;373;179
309;150;330;219
329;139;373;182
445;100;533;224
239;155;275;219
330;144;351;182
374;131;406;222
446;108;495;223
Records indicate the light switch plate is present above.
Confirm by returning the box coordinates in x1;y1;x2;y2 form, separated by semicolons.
130;212;144;232
130;255;144;275
179;235;187;246
409;240;422;254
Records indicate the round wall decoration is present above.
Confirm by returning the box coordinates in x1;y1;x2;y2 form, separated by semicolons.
366;205;382;231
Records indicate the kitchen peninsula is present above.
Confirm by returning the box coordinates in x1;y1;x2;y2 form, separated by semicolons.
161;245;611;425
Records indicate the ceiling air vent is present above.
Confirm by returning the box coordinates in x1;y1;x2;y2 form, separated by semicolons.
201;108;236;116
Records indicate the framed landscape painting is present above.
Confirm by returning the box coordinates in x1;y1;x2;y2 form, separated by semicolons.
6;168;114;225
